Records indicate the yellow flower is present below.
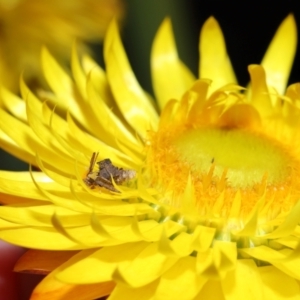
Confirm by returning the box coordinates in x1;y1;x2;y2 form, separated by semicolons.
0;0;124;91
0;14;299;299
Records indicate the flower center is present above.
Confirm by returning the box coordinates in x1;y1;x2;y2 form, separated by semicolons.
173;128;290;189
146;125;299;219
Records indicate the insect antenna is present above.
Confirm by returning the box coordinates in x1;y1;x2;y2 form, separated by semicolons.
88;152;99;175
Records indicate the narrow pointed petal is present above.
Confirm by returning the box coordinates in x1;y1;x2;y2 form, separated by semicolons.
151;18;195;110
0;205;91;227
0;227;82;250
261;14;297;94
199;17;236;90
248;64;273;116
41;47;74;101
104;21;159;137
40;47;93;129
85;73;142;154
81;54;115;107
71;42;87;99
0;86;27;121
0;107;37;159
0;129;36;166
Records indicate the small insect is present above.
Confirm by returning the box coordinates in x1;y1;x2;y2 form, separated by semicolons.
84;152;136;192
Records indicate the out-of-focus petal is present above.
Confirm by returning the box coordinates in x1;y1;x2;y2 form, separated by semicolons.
199;17;236;91
151;18;195;110
261;14;297;94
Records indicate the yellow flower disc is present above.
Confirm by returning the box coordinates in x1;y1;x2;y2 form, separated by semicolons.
146;84;300;225
174;128;290;189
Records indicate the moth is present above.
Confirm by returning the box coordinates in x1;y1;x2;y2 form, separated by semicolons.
84;152;136;192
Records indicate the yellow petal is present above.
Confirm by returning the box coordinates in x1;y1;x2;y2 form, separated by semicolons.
40;47;92;129
195;280;225;300
0;205;90;227
56;242;148;284
199;17;236;91
196;241;236;280
259;265;300;300
221;259;263;300
241;245;283;262
154;256;207;300
242;246;300;282
283;83;300;124
29;177;91;213
20;80;76;165
0;171;53;202
108;281;158;300
85;72;143;157
192;225;216;253
104;20;159;137
261;14;297;94
268;248;300;282
131;219;185;243
0;85;27;122
81;54;116;108
14;249;79;274
31;269;115;300
0;170;52;182
51;216;159;248
0;192;42;205
159;228;202;257
0;227;81;250
0;103;76;175
188;79;212;121
71;42;87;99
0;218;25;229
35;154;75;187
0;129;36;165
67;114;138;168
248;64;273;116
151;18;195;110
41;47;75;102
114;242;178;287
275;236;299;249
0;107;36;158
71;51;143;156
262;199;300;239
219;104;261;129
